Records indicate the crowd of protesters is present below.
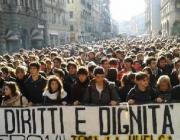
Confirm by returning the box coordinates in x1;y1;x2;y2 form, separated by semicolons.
0;36;180;107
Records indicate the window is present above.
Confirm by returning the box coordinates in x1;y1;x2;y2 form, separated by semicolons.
20;0;24;6
15;0;19;5
2;0;7;5
176;1;180;8
33;0;37;10
70;11;73;18
30;0;33;9
81;0;85;5
25;0;29;7
38;0;43;10
70;25;74;31
54;13;56;24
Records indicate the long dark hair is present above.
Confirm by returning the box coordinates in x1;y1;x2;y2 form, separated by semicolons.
3;81;20;97
46;76;63;92
45;76;64;100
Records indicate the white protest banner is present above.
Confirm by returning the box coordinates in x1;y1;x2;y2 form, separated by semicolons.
0;103;179;140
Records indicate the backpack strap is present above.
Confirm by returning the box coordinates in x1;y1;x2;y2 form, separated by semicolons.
20;95;23;106
107;83;113;100
88;85;92;104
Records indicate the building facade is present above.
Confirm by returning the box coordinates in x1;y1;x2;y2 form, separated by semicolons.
145;0;161;36
161;0;180;36
66;0;112;43
67;0;94;43
45;0;70;46
130;13;145;35
100;0;111;39
0;0;46;54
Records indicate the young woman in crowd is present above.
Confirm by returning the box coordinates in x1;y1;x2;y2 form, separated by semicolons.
43;76;67;106
1;81;29;107
119;73;135;102
143;67;156;88
156;75;172;103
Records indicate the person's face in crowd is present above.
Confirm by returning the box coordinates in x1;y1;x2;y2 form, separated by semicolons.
46;61;52;70
137;55;144;62
116;53;124;60
14;61;20;68
51;54;56;61
150;60;157;70
50;80;59;93
159;81;169;92
95;74;105;83
41;64;46;72
137;77;149;90
175;62;180;71
30;66;39;77
78;74;87;83
166;58;172;64
133;62;142;72
68;66;77;75
80;53;85;60
124;62;132;70
16;70;25;80
88;53;95;60
109;64;119;69
159;60;167;68
53;60;61;69
19;50;24;55
29;57;35;62
2;72;8;79
102;61;109;70
4;85;12;97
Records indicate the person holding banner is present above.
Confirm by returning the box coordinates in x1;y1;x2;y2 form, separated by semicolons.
83;67;120;106
24;62;47;105
127;72;161;105
1;81;29;107
156;75;172;103
70;67;89;105
43;76;67;105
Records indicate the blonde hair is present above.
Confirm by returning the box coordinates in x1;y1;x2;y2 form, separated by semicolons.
157;75;172;90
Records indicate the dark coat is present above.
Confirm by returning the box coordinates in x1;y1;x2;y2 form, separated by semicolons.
24;75;47;104
15;76;27;95
157;90;172;103
119;85;134;102
64;74;77;102
157;65;172;78
171;85;180;102
83;79;120;106
126;85;158;104
0;78;5;104
170;70;180;87
70;79;89;104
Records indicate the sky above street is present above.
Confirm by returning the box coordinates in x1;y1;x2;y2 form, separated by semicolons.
110;0;145;21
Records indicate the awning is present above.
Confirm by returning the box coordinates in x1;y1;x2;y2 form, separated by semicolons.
31;34;44;40
31;29;40;37
7;34;19;41
5;30;14;38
